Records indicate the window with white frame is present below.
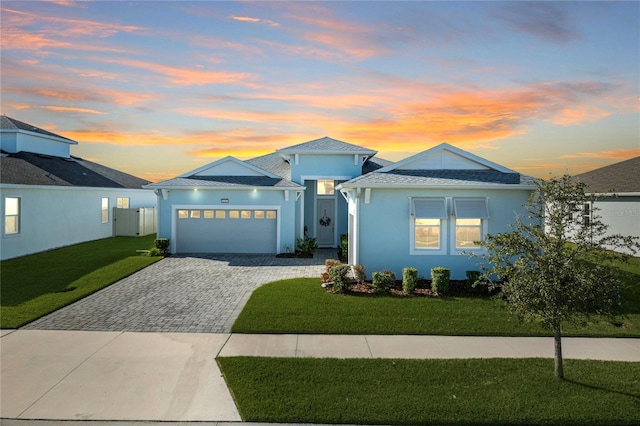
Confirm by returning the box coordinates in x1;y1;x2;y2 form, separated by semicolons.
101;198;109;223
411;197;489;254
117;197;130;208
4;197;20;235
453;198;489;249
412;198;447;251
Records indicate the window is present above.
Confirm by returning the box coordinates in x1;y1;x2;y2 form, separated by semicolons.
254;210;265;219
453;198;489;249
203;210;214;219
117;197;130;209
190;210;201;219
456;219;482;248
229;210;239;219
178;210;189;219
410;197;488;254
241;210;252;219
101;198;109;223
266;210;277;219
215;210;226;219
415;218;441;249
4;197;20;235
582;202;592;228
317;179;335;195
412;198;446;252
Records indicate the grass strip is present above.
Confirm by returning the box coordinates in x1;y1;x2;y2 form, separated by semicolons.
1;235;160;328
218;357;640;425
232;276;639;336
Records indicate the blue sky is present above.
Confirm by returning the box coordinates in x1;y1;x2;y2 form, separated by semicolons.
1;1;638;182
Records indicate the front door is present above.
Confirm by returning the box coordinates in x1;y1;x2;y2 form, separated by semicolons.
317;198;335;246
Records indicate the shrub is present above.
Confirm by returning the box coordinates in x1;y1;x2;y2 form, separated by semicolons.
466;270;487;295
153;238;170;256
329;264;351;294
353;264;366;284
372;270;395;294
431;267;450;295
340;234;349;260
296;236;318;256
325;259;342;274
402;267;418;294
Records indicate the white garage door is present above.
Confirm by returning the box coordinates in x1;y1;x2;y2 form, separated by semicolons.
176;208;277;254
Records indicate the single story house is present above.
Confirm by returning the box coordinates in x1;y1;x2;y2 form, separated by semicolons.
575;156;640;255
1;116;157;260
147;137;537;279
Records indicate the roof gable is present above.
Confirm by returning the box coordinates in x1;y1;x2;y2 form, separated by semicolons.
378;143;515;174
276;136;377;155
181;156;279;178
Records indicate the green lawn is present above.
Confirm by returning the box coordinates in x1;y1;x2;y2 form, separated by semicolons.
218;357;640;425
232;254;640;336
1;235;161;328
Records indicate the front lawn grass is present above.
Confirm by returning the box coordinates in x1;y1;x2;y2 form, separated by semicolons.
1;235;160;328
218;357;640;425
232;257;639;336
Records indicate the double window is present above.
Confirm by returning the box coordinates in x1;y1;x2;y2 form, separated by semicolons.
101;198;109;223
411;197;488;254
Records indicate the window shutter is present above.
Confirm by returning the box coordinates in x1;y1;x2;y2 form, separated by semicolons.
412;198;447;219
453;198;489;219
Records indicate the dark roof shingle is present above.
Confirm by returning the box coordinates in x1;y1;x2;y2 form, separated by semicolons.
574;156;640;193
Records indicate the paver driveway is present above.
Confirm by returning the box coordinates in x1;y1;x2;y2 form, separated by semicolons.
23;251;332;333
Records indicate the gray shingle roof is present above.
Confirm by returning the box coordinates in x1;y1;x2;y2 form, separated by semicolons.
1;152;150;189
276;136;377;154
1;115;77;143
574;156;640;193
246;152;292;179
145;175;303;189
341;169;537;187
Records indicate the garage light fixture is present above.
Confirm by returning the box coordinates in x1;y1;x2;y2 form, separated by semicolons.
221;198;229;203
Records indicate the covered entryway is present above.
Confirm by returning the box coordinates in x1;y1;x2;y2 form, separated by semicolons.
175;208;278;253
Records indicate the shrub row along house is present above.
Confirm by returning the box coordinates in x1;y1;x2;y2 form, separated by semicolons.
0;116;156;260
147;137;538;279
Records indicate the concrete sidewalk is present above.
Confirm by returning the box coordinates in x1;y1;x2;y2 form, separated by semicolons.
1;330;638;422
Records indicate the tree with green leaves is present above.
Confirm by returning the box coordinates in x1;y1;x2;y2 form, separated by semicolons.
474;175;639;378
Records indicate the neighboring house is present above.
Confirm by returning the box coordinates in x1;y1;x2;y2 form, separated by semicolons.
574;156;640;255
148;137;537;279
1;116;156;260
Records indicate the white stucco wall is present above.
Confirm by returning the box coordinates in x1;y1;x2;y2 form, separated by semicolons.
593;196;640;255
0;185;156;260
1;131;74;157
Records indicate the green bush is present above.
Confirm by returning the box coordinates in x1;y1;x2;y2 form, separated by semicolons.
402;267;418;294
296;236;318;256
372;270;395;294
329;264;351;294
465;270;487;295
153;238;170;256
340;234;349;260
353;264;366;284
431;267;450;295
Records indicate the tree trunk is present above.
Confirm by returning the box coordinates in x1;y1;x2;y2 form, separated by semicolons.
553;321;564;379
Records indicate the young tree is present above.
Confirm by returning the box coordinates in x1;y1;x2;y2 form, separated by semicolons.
474;175;639;378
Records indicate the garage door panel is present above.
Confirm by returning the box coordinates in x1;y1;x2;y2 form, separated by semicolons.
176;209;277;254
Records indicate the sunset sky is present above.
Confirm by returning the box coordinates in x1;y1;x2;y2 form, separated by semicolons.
1;1;638;183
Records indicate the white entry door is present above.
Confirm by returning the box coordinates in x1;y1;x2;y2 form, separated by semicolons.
317;198;335;246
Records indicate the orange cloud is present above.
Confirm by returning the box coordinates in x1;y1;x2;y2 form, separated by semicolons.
561;148;640;159
550;105;612;125
95;57;258;87
40;106;107;114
